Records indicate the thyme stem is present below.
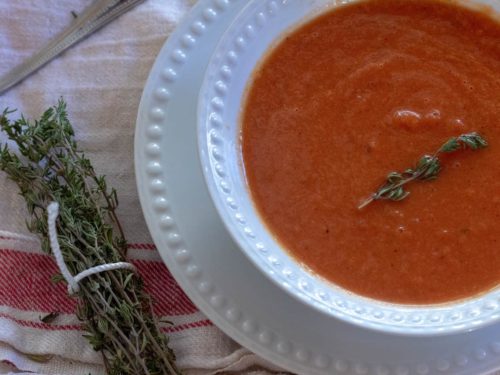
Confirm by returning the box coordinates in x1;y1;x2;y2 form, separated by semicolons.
359;132;488;209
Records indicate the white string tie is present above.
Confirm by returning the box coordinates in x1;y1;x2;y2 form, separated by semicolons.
47;202;136;294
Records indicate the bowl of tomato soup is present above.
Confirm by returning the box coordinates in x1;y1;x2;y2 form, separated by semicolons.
198;0;500;335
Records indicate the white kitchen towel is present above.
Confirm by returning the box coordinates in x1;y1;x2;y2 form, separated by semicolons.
0;1;287;374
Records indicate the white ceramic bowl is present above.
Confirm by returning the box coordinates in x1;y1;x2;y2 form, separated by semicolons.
197;0;500;336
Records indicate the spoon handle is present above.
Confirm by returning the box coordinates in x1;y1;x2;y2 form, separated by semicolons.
0;0;146;95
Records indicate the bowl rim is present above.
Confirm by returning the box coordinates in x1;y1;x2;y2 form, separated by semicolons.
196;0;500;336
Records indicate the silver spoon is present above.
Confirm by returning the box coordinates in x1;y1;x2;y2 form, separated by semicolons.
0;0;146;95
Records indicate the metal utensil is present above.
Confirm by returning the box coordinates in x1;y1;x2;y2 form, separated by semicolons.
0;0;146;95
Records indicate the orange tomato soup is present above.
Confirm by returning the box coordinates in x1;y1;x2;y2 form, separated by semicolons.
241;0;500;304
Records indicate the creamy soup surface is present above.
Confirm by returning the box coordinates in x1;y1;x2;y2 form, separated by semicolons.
241;0;500;304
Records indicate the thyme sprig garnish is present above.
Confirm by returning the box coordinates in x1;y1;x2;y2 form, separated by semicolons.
0;100;181;375
358;132;488;209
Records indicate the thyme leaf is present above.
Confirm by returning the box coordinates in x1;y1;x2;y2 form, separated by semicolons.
359;132;487;209
40;312;60;324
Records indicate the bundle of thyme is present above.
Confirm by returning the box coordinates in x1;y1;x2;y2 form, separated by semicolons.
0;100;181;375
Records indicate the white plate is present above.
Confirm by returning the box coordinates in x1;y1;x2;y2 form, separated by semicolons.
135;0;500;373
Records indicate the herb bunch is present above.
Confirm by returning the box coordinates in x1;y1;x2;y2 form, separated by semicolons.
0;100;181;375
359;132;488;209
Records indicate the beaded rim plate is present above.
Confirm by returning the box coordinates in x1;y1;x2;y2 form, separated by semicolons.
135;0;500;373
197;0;500;336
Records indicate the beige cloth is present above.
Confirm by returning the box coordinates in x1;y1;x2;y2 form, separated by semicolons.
0;1;287;374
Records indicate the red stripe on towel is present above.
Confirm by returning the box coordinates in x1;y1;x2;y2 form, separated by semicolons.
0;249;197;315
